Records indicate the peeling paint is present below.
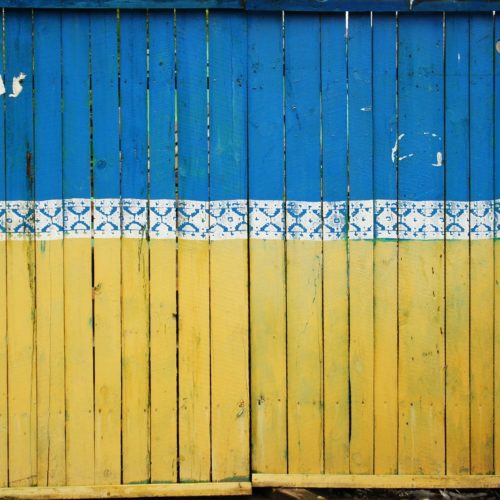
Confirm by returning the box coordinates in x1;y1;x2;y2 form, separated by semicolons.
398;153;414;161
391;133;405;163
0;76;5;96
360;106;372;112
9;72;26;98
432;151;443;167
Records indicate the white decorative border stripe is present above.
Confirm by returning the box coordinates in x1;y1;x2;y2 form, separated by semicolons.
0;198;498;241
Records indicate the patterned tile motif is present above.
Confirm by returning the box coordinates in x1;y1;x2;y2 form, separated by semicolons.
446;201;469;240
36;199;64;240
178;200;208;240
350;200;374;239
7;200;35;239
375;200;398;239
64;198;91;238
122;198;148;238
286;201;322;241
209;200;247;240
399;200;444;240
249;199;284;240
150;199;176;240
470;200;493;240
323;201;347;240
94;198;121;239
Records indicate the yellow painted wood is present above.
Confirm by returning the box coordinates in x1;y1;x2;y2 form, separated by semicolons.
250;239;287;474
470;239;494;474
36;240;65;486
121;237;150;483
349;240;374;474
323;240;349;474
0;482;252;499
64;238;94;485
252;474;500;488
398;241;445;474
0;239;7;487
211;239;249;480
495;239;500;474
94;239;121;485
7;238;37;487
150;239;177;483
373;240;398;474
178;239;210;481
445;240;470;474
287;240;323;474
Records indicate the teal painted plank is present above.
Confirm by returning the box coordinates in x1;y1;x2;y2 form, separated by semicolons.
91;10;120;200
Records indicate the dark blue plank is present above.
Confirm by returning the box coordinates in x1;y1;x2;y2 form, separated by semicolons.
248;12;284;202
91;10;120;200
0;0;243;9
149;10;175;201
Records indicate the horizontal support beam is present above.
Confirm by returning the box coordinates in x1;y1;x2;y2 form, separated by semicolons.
252;474;500;489
0;0;499;10
0;482;252;499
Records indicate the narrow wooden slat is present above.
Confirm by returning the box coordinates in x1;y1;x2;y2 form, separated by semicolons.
320;13;349;475
176;10;211;482
469;13;494;475
248;11;287;475
5;9;37;487
372;12;398;475
397;13;445;474
284;12;323;474
444;12;470;475
62;10;94;485
119;10;150;484
347;13;374;475
90;10;121;485
148;9;177;483
34;10;65;486
209;10;249;482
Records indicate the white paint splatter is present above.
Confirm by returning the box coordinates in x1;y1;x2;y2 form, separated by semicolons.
432;151;443;167
0;76;5;97
391;133;405;163
9;72;26;98
360;106;372;112
398;153;414;161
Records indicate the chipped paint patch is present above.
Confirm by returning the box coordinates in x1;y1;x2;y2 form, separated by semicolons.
9;72;26;98
391;133;405;163
398;153;414;161
432;151;443;167
360;106;372;112
0;76;5;96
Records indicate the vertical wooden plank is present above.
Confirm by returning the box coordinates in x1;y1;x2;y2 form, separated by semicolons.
90;9;121;485
176;10;211;482
248;11;287;475
284;12;323;474
5;9;37;487
0;8;7;489
372;12;398;476
444;12;470;475
347;13;374;475
209;11;249;481
62;10;94;486
398;13;445;475
469;13;494;475
148;9;177;484
321;13;350;475
34;10;65;486
119;10;150;484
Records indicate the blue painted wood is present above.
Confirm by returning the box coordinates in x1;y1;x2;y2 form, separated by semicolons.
5;11;34;203
496;12;500;233
373;14;396;206
348;13;373;203
62;11;90;200
176;11;208;202
445;14;469;203
120;11;147;201
470;14;494;202
34;11;62;202
284;13;320;203
321;13;347;206
149;10;175;201
248;12;284;202
398;13;444;201
0;0;243;9
209;11;247;201
91;10;120;200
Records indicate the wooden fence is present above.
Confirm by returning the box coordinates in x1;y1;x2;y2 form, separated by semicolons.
0;1;499;496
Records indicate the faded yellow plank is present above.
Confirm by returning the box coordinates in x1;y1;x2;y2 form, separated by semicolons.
94;238;121;485
178;239;210;481
122;237;150;484
211;239;249;481
398;241;445;475
250;239;287;474
374;240;398;474
349;240;374;474
287;240;323;474
64;238;94;485
150;239;177;483
7;239;37;487
495;239;500;474
0;238;7;487
323;240;349;474
470;239;494;474
445;240;470;474
36;240;65;486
